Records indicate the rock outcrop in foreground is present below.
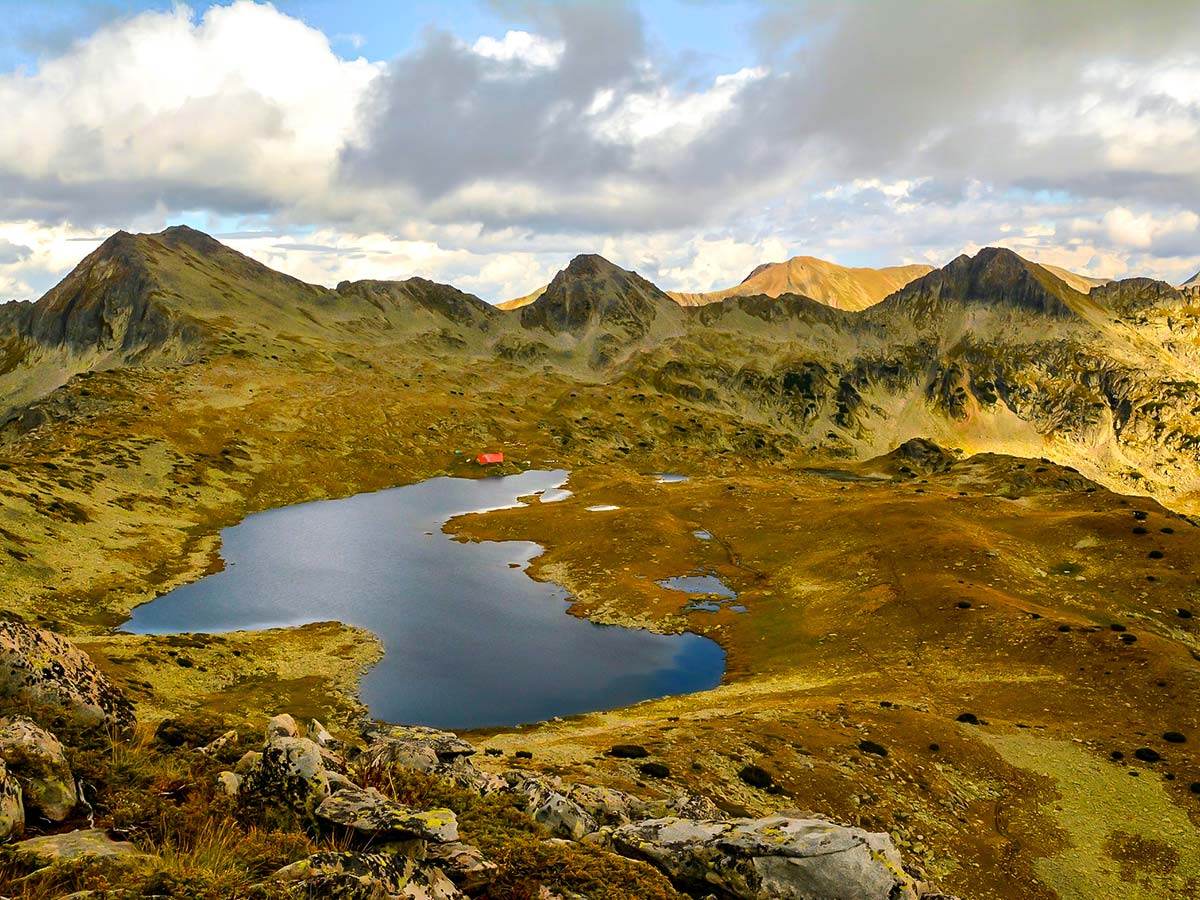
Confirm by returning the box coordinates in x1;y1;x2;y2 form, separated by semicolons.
0;621;135;731
210;717;960;900
0;625;964;899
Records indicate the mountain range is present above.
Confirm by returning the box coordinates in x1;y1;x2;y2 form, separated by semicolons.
4;225;1200;510
497;253;1129;313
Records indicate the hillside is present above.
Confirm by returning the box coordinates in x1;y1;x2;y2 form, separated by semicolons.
1039;263;1111;293
496;285;546;310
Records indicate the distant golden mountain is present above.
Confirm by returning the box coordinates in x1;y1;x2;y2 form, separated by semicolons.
497;286;546;310
1037;264;1111;294
668;256;935;311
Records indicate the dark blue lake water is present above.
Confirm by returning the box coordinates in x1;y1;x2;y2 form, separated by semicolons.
122;470;725;728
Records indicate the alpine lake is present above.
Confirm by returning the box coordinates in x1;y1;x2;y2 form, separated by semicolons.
123;469;725;728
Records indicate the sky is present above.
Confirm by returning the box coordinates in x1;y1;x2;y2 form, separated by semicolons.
1;0;1200;303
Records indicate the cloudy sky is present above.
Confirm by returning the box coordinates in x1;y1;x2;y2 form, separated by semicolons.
2;0;1199;302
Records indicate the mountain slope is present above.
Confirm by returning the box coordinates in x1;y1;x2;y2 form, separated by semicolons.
870;247;1086;320
11;228;1200;509
516;255;685;366
1183;269;1200;288
670;256;934;310
496;286;546;310
0;225;501;417
1038;263;1111;294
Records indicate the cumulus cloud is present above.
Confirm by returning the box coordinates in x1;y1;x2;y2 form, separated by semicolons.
2;0;1200;301
0;1;380;224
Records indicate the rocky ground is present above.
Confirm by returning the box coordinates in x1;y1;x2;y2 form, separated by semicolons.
0;621;959;899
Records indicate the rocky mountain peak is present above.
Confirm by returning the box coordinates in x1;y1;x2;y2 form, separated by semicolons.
156;224;229;256
519;253;678;337
878;246;1083;319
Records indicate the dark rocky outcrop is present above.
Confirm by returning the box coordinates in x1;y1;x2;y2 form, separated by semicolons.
0;622;135;731
6;230;208;357
335;277;499;329
1091;277;1189;315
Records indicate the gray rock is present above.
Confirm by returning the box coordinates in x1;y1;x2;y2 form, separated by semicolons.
565;783;639;826
638;792;724;821
361;725;501;796
197;729;238;755
506;773;597;841
9;828;150;868
317;785;458;843
236;749;263;774
310;719;337;747
267;713;300;740
611;815;918;900
0;757;24;840
0;623;135;731
425;841;498;894
216;771;241;797
326;771;360;794
241;736;331;818
434;756;505;795
363;725;476;768
0;716;77;821
273;850;464;899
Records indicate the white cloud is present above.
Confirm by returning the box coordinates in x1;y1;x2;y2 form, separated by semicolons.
0;1;380;210
0;222;107;299
471;30;564;69
2;2;1200;303
590;66;768;150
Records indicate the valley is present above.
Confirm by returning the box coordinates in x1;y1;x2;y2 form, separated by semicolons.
1;227;1199;898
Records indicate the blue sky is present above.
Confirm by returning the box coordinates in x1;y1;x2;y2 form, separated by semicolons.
0;0;1198;302
0;0;760;78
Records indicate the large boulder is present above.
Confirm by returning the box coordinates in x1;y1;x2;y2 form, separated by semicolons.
505;773;597;841
0;716;77;822
0;758;24;841
611;815;919;900
361;725;501;795
8;828;150;868
273;850;464;899
361;725;476;772
0;622;134;731
425;842;497;894
564;783;723;827
316;785;459;844
240;735;331;818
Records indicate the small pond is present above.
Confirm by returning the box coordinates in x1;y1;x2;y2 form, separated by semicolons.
123;470;725;729
658;572;745;614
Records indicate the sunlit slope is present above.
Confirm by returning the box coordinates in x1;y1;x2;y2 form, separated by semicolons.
670;256;934;310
